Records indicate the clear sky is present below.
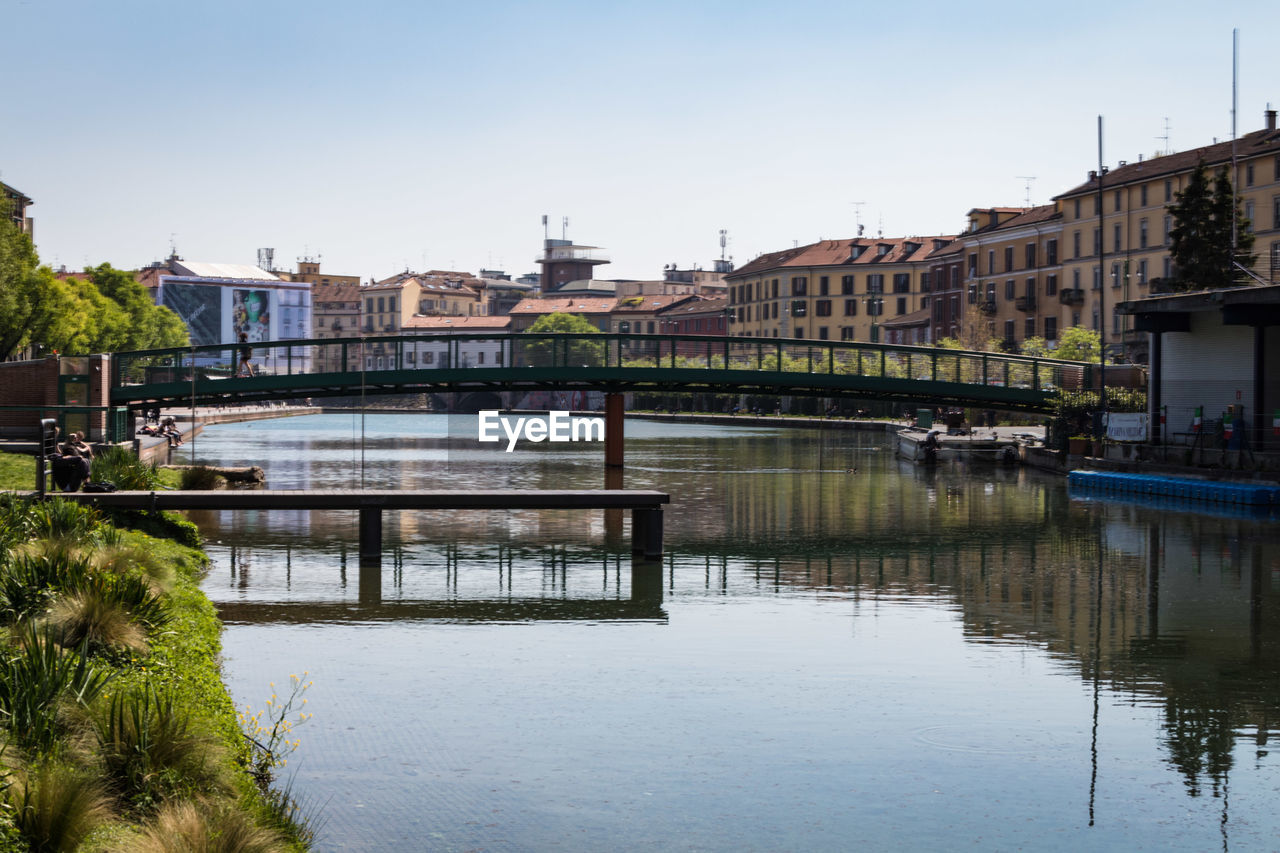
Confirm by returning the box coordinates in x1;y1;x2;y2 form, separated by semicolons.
6;0;1280;282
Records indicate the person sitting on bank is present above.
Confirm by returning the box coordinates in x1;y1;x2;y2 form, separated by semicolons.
63;432;93;459
160;417;184;446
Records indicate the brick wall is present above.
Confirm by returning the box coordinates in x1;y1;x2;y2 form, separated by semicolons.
0;357;60;438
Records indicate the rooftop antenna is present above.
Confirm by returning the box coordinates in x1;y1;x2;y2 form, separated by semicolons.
1156;117;1171;156
850;201;865;238
877;214;884;239
541;214;548;240
562;216;569;240
168;233;178;258
1016;176;1037;207
719;229;728;261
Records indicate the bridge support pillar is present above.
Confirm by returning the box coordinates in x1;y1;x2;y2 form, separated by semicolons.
359;508;382;565
630;558;663;602
605;393;624;467
631;507;663;560
603;467;624;548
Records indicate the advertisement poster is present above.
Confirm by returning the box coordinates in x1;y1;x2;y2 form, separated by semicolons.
232;288;273;342
158;282;222;346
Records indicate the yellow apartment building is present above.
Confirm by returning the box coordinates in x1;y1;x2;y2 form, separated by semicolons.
724;236;952;343
1054;108;1280;361
951;205;1064;349
362;271;484;334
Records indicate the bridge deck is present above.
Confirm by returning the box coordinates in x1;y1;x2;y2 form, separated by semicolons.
52;488;669;560
51;488;669;512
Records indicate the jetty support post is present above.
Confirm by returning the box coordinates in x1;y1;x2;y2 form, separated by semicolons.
605;393;624;468
631;507;663;560
359;508;382;565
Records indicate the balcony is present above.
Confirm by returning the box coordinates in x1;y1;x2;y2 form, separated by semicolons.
1059;288;1085;306
978;300;997;315
1014;296;1036;312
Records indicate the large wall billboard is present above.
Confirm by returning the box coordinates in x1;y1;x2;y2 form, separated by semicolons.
158;277;312;348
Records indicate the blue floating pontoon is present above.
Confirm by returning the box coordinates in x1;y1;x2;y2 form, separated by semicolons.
1067;469;1280;506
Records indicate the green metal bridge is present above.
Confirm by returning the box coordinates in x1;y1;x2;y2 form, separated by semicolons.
109;332;1094;413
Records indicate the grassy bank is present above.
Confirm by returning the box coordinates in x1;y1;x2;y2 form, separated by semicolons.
0;451;313;850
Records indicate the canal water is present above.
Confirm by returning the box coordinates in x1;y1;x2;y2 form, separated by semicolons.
180;414;1280;851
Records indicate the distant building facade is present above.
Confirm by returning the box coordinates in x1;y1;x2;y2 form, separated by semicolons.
2;182;33;238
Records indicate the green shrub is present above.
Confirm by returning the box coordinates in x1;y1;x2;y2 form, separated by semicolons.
180;466;225;491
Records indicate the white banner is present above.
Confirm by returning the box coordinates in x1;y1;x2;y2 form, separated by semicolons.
1105;412;1148;442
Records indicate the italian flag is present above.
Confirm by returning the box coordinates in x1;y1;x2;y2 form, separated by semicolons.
1192;407;1202;432
1223;412;1234;440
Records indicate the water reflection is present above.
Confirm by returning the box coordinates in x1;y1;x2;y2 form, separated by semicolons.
188;415;1280;850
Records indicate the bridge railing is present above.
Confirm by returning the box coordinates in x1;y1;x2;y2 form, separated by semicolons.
111;334;1095;398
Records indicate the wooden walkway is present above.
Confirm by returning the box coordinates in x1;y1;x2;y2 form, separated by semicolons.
54;489;670;560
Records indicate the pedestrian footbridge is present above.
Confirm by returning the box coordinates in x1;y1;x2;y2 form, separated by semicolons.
107;333;1094;414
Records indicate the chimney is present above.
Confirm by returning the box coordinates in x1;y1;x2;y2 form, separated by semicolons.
1267;107;1277;131
1088;170;1097;181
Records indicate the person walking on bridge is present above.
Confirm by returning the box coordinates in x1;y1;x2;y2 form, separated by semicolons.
237;332;255;378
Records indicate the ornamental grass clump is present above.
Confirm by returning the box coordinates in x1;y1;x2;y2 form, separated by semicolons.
5;761;114;853
180;465;225;491
132;799;289;853
93;683;232;810
0;625;113;754
90;445;165;492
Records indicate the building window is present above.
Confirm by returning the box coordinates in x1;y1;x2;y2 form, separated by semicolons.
1004;247;1014;272
1246;163;1254;186
815;300;832;317
967;254;977;276
1046;274;1058;296
389;296;396;311
1140;184;1148;206
818;327;829;340
365;298;374;314
840;327;855;340
892;273;910;293
1111;262;1120;288
647;321;655;334
772;279;779;298
478;351;485;365
1003;319;1015;343
1005;280;1016;300
867;274;884;293
1163;256;1172;279
987;250;995;274
967;284;977;304
1025;243;1036;268
1072;231;1081;258
1092;266;1101;290
841;275;855;294
1046;239;1058;265
1244;201;1255;232
1138;259;1147;284
790;300;807;317
1165;179;1173;202
819;276;829;295
1113;224;1121;252
1273;195;1280;230
377;297;385;313
1074;198;1081;218
1045;317;1058;340
896;297;907;315
791;276;807;296
1072;269;1081;289
1025;317;1036;338
1112;310;1121;336
1164;215;1172;245
920;272;931;292
844;299;858;316
1139;218;1148;249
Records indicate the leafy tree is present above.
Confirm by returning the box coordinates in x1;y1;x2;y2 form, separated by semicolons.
521;312;604;366
1051;326;1100;362
1167;160;1256;290
0;202;49;359
1020;336;1050;358
83;264;188;351
936;304;1000;353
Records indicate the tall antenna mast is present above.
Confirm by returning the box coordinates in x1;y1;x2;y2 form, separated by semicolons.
1016;176;1037;207
850;201;866;237
541;214;549;240
562;216;569;240
719;229;728;261
1156;117;1171;156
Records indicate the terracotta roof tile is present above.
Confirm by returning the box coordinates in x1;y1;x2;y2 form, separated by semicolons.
402;315;511;330
507;297;616;315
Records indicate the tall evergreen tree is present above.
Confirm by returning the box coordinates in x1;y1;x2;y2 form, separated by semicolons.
1167;160;1255;290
